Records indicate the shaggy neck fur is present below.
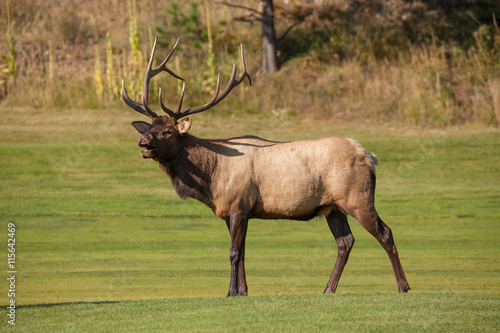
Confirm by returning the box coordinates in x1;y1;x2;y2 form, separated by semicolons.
158;134;218;208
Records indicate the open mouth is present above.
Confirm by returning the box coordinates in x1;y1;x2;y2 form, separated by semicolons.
140;146;157;159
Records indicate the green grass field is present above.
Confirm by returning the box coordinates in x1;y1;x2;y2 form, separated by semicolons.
1;108;499;331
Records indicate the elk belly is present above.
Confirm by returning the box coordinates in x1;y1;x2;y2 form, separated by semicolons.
253;156;327;219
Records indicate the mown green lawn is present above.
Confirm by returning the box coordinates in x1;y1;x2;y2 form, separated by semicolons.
0;108;499;331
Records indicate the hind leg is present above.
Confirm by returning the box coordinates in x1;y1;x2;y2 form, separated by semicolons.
324;210;355;293
352;208;410;293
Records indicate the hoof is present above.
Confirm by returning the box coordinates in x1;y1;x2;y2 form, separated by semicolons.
398;285;411;293
226;290;248;297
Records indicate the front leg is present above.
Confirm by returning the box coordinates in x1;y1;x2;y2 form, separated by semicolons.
226;212;249;297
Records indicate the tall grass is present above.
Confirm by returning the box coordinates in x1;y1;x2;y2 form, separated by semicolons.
244;38;499;126
0;0;16;97
0;0;498;126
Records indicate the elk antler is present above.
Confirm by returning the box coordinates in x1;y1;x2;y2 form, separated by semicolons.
121;38;184;119
123;38;251;120
171;44;252;119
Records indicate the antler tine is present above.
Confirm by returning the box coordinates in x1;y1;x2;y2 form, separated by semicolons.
175;44;250;119
206;44;251;108
236;43;251;85
121;80;156;118
159;87;177;118
176;81;186;115
151;38;184;81
176;74;221;118
132;38;157;118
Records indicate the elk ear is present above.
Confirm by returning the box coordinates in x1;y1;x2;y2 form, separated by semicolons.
131;121;151;134
177;118;192;135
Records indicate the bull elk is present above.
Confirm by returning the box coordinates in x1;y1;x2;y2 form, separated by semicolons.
122;38;410;296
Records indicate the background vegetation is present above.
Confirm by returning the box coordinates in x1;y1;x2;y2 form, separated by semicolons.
0;0;499;126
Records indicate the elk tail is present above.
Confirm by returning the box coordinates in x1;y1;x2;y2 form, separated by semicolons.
347;138;379;174
368;152;379;166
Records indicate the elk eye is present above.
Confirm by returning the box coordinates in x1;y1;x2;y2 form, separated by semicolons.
161;130;172;138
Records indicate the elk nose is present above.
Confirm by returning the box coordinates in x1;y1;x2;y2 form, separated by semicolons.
138;133;152;147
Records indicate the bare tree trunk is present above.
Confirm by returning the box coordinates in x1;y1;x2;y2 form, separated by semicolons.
260;0;279;73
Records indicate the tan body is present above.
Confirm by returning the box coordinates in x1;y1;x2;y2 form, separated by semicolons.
168;135;377;222
123;39;410;296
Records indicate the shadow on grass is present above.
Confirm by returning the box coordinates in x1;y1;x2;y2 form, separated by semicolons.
17;300;126;309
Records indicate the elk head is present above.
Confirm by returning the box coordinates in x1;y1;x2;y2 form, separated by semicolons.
122;38;251;161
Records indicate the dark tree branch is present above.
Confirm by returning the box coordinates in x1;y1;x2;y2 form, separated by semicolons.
277;9;315;42
277;16;306;42
216;1;263;16
233;13;263;23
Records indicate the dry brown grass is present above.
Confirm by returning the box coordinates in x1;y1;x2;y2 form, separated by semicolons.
0;0;499;126
244;41;499;126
